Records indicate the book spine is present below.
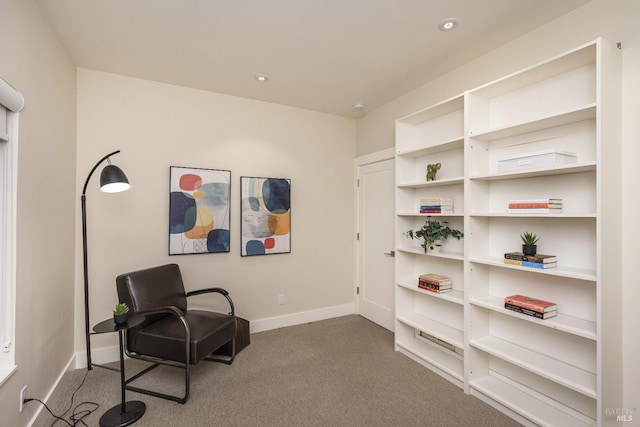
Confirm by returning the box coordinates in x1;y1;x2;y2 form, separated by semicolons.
508;208;562;213
418;281;452;289
504;298;555;313
504;253;527;261
521;260;554;269
418;284;451;293
504;303;549;319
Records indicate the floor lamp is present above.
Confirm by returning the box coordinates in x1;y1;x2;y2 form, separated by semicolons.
82;150;130;370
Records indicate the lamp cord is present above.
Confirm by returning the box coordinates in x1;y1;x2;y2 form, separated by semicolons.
25;369;100;427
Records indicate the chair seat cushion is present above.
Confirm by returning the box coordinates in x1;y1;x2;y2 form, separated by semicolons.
130;310;236;364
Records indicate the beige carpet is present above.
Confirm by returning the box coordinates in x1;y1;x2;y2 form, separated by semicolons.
36;315;521;426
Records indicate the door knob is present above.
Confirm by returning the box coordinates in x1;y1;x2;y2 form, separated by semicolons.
384;250;395;257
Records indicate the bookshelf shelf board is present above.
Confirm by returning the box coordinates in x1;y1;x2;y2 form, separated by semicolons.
397;177;464;188
469;162;596;181
468;257;596;281
397;280;464;305
395;343;464;383
396;314;463;349
397;247;464;261
397;212;464;218
469;296;597;340
468;104;596;141
396;137;464;157
470;376;595;427
468;212;596;219
470;335;597;398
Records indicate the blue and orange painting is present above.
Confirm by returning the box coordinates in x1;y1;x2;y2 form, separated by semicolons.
241;177;291;256
169;167;231;254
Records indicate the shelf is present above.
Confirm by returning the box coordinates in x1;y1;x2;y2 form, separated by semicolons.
469;162;596;181
395;342;464;384
470;335;597;398
396;137;464;157
469;212;596;219
469;296;596;340
468;103;596;141
396;313;463;349
397;280;464;305
397;212;463;218
468;257;596;281
397;176;464;188
397;246;464;261
470;375;595;427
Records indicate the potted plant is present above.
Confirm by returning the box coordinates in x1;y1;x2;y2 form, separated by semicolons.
520;231;539;256
113;302;130;325
404;218;463;253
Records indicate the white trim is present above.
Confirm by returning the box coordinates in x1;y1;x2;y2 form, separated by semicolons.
354;147;395;167
74;303;356;368
353;148;395;318
26;356;75;427
0;111;18;380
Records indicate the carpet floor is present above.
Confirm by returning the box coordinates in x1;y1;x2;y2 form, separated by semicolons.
35;315;522;426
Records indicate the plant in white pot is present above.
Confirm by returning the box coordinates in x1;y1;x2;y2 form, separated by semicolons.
404;218;463;253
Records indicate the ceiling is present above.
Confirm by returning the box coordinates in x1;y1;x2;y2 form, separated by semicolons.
36;0;590;117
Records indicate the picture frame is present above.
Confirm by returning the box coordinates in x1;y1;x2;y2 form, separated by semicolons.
240;176;291;256
169;166;231;255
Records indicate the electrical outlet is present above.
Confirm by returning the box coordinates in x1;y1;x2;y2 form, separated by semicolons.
278;294;285;305
19;385;27;412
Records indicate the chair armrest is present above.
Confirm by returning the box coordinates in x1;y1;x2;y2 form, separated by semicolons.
137;305;185;318
186;288;235;316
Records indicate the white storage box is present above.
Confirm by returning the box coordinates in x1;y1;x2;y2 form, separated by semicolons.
498;149;577;173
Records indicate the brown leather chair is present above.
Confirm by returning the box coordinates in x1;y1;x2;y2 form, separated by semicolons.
116;263;236;403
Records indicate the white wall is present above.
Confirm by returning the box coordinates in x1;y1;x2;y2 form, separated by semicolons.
75;69;356;357
0;1;77;426
355;0;640;416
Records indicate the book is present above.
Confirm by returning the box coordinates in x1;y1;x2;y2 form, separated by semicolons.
418;283;452;293
504;294;557;313
508;208;562;213
419;273;451;282
504;252;557;263
504;303;557;319
508;198;562;205
504;259;557;269
418;280;451;289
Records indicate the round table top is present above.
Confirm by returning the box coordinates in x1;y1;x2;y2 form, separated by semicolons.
93;313;145;334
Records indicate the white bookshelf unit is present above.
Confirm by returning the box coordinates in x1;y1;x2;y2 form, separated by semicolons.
394;38;621;427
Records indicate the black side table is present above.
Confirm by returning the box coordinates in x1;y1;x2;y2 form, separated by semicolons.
93;314;146;427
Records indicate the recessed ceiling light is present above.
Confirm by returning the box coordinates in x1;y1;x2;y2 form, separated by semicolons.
255;74;269;82
438;18;458;31
352;102;365;110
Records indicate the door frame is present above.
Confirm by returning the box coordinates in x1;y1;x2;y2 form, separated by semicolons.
354;147;395;319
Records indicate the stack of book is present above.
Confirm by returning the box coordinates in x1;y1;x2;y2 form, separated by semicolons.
504;252;557;269
508;198;562;213
420;197;453;214
504;294;557;319
418;273;452;294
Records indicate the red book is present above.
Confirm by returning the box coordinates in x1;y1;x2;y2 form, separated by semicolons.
504;294;557;313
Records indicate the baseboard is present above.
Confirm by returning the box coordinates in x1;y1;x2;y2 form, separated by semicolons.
249;303;355;333
73;303;355;368
28;355;75;427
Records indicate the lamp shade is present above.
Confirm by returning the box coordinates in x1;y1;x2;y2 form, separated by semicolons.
100;164;130;193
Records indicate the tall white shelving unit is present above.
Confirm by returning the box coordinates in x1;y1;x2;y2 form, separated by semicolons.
394;39;621;427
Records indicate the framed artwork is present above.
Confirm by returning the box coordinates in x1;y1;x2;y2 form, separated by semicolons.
169;166;231;255
241;176;291;256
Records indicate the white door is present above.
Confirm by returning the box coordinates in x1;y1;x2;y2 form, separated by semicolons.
356;154;395;331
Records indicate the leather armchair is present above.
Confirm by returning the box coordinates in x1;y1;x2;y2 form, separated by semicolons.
116;263;236;403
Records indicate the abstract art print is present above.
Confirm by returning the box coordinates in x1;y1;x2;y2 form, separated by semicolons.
169;166;231;255
241;176;291;256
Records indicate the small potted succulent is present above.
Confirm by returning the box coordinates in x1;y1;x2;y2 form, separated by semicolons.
404;218;464;253
520;231;539;256
113;302;130;325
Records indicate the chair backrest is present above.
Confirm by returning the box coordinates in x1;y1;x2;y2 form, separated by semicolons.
116;264;188;316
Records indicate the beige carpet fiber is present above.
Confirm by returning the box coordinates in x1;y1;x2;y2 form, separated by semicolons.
36;315;521;426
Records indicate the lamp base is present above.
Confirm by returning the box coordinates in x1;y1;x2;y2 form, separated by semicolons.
99;401;146;427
